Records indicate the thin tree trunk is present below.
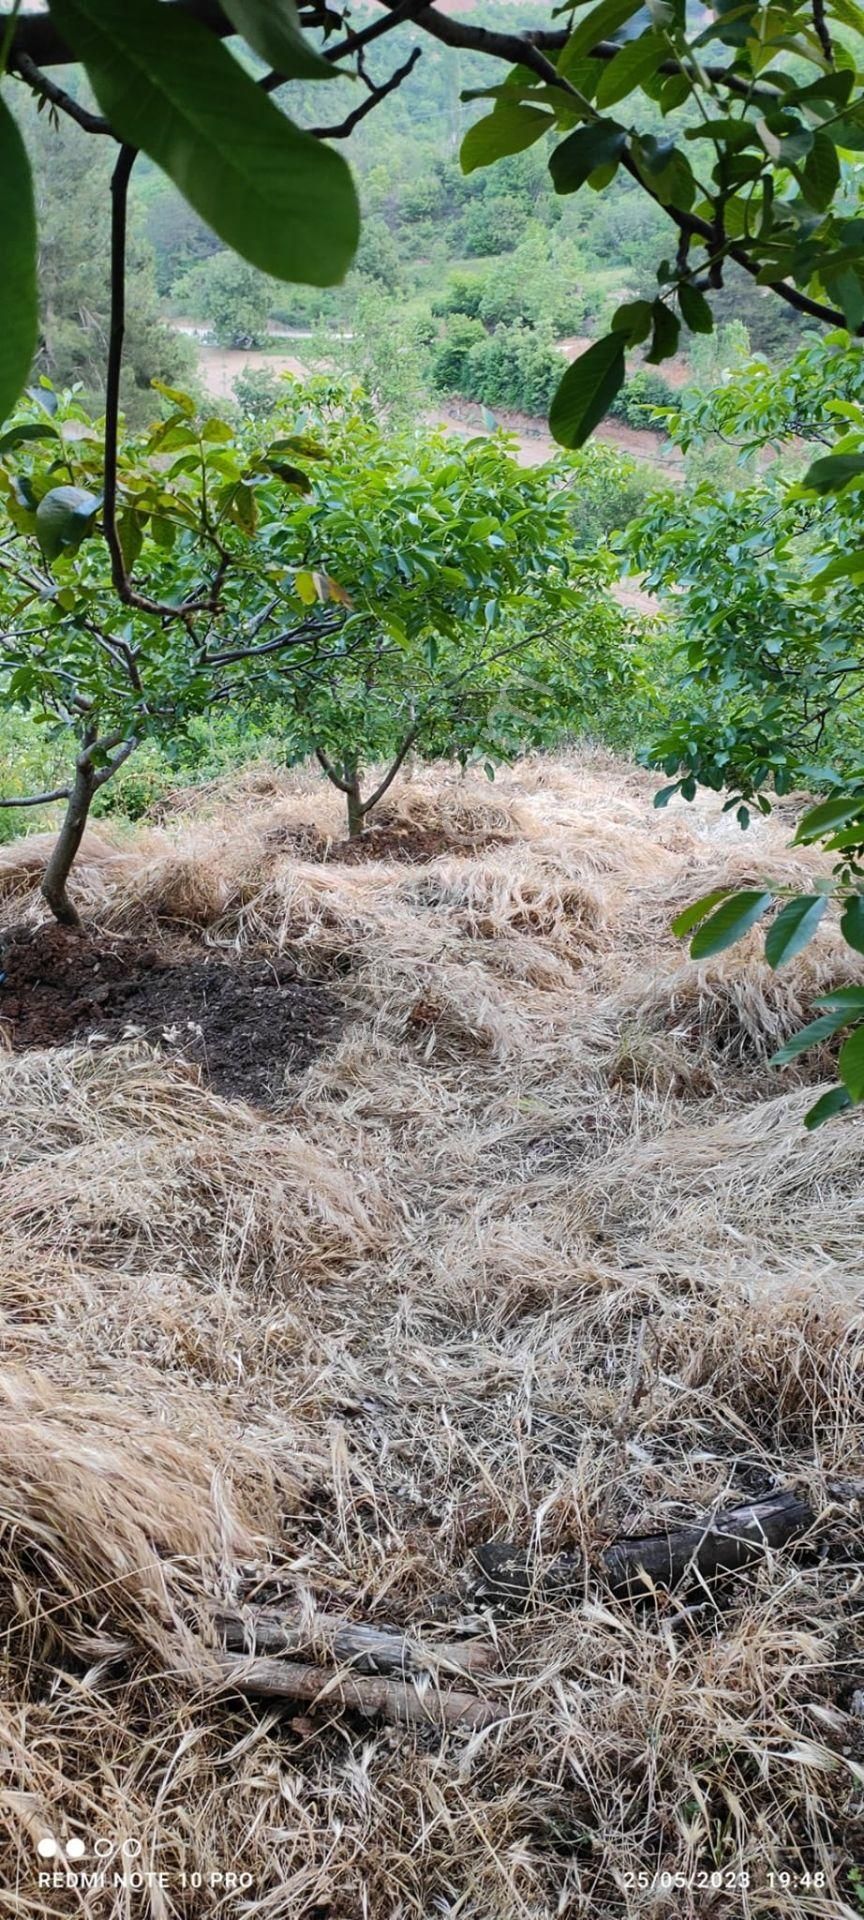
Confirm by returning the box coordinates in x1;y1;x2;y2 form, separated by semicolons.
40;751;97;929
345;761;364;839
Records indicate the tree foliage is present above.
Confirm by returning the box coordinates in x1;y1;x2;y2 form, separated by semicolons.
628;331;864;1123
2;0;864;440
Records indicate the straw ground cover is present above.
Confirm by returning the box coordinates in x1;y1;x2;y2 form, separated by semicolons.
0;752;862;1918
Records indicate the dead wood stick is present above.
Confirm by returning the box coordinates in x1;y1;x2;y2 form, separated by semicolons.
215;1653;502;1730
469;1484;862;1605
214;1608;491;1676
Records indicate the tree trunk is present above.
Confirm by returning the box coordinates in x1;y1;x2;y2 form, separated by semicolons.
40;752;96;929
345;761;365;840
214;1608;492;1677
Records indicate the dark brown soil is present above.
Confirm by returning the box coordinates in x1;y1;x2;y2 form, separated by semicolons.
261;821;512;865
0;923;342;1105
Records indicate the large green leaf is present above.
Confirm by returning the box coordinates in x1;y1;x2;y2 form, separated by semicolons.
670;886;732;939
0;421;60;456
550;119;627;193
462;103;556;174
793;791;864;843
689;888;774;959
560;0;646;70
838;1024;864;1101
46;0;359;286
220;0;335;81
803;452;864;494
595;30;666;109
549;332;626;448
804;1084;852;1129
764;894;826;968
35;485;103;565
841;895;864;954
770;1008;852;1065
0;99;38;428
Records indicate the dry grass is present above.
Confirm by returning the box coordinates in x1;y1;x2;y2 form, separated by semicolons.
0;753;862;1918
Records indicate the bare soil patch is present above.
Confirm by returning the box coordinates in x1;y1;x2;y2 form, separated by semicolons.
0;922;342;1104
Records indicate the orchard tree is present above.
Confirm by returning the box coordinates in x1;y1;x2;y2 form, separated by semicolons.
627;331;864;1125
237;386;636;833
0;378;348;922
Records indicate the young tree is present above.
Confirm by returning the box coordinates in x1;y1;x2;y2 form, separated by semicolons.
237;383;639;835
0;379;343;922
627;332;864;1123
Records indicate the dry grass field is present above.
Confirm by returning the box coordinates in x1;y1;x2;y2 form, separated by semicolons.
0;752;861;1918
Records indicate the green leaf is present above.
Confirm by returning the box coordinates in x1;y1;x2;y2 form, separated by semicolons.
764;894;827;968
151;378;196;417
670;887;733;939
611;299;653;344
814;987;864;1010
794;792;864;843
117;506;144;573
811;547;864;588
841;894;864;954
560;0;645;68
801;128;840;211
0;98;38;427
265;460;311;490
678;282;713;334
35;484;102;565
838;1024;864;1101
645;299;680;364
803;452;864;494
46;0;359;287
0;421;59;455
220;0;335;81
549;332;626;448
461;103;556;173
771;1009;852;1065
549;118;627;193
689;888;774;958
595;30;666;108
804;1084;852;1129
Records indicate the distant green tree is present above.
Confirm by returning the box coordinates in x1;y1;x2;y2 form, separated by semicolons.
178;252;274;348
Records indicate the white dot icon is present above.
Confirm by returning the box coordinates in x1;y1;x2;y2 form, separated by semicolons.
37;1837;57;1859
66;1838;86;1861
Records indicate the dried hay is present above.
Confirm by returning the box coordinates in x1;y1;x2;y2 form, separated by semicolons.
0;752;861;1917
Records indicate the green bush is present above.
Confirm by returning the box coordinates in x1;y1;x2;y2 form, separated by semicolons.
609;370;677;429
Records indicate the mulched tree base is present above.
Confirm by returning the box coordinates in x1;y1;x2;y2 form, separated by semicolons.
0;923;342;1105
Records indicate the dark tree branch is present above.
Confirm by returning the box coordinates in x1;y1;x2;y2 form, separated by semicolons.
363;722;421;812
0;785;72;808
310;45;422;139
202;614;343;668
12;50;112;134
104;144;230;617
314;746;353;793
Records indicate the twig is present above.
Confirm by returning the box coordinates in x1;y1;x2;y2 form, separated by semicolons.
215;1608;492;1677
310;46;422;139
215;1652;502;1729
0;785;72;808
12;49;111;134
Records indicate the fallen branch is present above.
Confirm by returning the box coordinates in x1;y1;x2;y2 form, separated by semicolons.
215;1607;492;1677
468;1484;863;1605
215;1653;502;1730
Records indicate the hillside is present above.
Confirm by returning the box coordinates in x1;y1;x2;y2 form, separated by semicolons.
0;753;861;1916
